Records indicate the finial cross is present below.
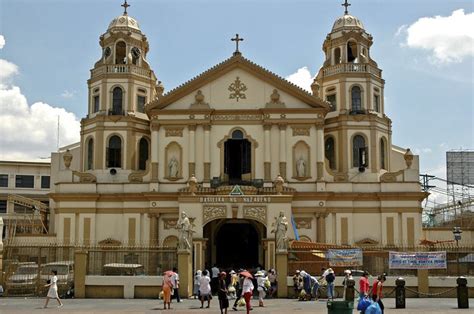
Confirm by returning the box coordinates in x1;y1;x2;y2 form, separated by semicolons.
231;34;244;55
341;0;351;15
121;0;130;15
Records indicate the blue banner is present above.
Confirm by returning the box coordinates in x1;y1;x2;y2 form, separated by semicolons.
389;251;447;269
326;249;363;267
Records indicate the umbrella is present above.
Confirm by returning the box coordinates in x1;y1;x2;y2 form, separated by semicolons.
163;270;175;276
239;271;253;278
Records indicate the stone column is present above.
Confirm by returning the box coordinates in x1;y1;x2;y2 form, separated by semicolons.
177;249;193;298
188;125;196;178
148;213;159;246
316;123;325;180
264;124;272;181
203;124;211;182
193;238;207;273
278;124;287;179
276;250;288;298
74;249;88;298
150;122;160;182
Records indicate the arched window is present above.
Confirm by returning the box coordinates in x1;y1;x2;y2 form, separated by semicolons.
115;41;126;64
112;87;123;115
351;86;362;112
107;135;122;168
347;41;357;63
138;137;149;170
352;135;367;167
334;47;341;65
380;138;387;170
325;137;336;170
86;138;94;170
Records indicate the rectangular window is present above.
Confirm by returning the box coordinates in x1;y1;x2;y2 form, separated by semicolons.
0;200;7;213
137;95;146;113
326;94;337;111
374;94;380;112
93;95;100;113
15;175;34;188
41;176;50;189
0;174;8;187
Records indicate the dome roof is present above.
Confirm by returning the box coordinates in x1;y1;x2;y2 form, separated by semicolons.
331;14;364;31
107;14;141;31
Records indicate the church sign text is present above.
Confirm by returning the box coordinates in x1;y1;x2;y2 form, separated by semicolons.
199;196;271;203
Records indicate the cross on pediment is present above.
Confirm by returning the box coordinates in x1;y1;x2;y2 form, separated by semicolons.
121;0;130;15
341;0;351;15
231;34;244;56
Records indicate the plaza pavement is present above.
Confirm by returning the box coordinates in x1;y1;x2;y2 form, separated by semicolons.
0;297;469;314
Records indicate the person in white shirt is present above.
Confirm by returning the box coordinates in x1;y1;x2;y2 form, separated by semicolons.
242;275;254;314
255;271;267;307
193;270;202;299
171;267;181;303
199;270;212;309
43;270;63;308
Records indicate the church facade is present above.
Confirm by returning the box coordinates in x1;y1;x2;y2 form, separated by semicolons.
50;4;427;271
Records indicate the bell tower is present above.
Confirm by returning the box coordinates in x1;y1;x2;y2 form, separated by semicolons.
315;1;391;178
81;1;159;174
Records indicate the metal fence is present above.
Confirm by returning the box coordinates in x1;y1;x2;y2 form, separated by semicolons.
288;244;474;277
86;246;177;276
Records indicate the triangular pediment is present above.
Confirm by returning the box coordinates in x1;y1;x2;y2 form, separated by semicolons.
147;54;329;112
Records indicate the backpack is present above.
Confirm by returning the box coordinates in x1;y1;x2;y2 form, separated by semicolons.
325;272;335;283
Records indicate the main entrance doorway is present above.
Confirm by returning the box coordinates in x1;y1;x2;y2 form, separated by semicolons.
224;130;251;184
203;219;265;270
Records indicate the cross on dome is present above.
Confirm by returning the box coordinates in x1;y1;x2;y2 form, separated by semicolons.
341;0;351;15
121;0;130;15
231;34;244;56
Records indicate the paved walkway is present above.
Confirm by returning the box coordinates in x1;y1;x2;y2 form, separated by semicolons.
0;297;469;313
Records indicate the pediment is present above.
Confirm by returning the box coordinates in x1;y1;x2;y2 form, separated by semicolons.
147;54;329;112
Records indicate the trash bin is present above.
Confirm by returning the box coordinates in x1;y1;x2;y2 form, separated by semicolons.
327;300;354;314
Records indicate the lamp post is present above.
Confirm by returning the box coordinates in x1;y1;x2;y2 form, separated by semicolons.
452;226;462;276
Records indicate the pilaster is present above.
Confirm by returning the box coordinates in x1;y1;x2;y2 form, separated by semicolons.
177;250;193;298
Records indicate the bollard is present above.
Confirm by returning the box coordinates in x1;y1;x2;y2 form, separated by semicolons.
395;277;406;309
457;277;469;309
345;278;355;302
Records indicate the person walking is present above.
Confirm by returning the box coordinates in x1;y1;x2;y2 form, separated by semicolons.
232;270;244;311
241;272;254;314
211;264;220;294
194;270;202;299
324;268;336;300
255;270;267;307
218;272;229;314
171;267;181;303
199;270;212;309
267;269;277;298
228;270;238;299
43;270;63;308
372;274;386;314
162;272;174;310
359;271;370;299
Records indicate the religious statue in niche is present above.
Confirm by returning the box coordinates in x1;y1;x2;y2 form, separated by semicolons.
176;211;194;250
272;211;289;251
296;156;306;177
168;156;179;178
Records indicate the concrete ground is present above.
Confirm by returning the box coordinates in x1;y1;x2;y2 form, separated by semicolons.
0;297;470;314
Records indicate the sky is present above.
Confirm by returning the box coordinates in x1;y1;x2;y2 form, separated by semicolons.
0;0;473;207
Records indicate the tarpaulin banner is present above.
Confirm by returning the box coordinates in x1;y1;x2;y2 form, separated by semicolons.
326;249;363;267
389;251;447;269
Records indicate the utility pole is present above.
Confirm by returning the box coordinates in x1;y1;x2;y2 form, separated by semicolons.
420;174;436;192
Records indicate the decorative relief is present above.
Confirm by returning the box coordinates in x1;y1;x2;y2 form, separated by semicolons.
212;114;262;121
203;206;227;224
292;125;311;136
265;89;285;108
165;127;184;137
380;170;404;183
294;217;312;229
228;76;247;102
98;238;122;247
190;90;210;108
72;171;97;183
243;206;267;225
163;218;178;230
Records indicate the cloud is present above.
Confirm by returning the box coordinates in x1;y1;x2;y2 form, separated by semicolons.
0;36;80;161
399;9;474;64
0;35;4;49
61;90;76;98
285;66;313;92
413;147;433;154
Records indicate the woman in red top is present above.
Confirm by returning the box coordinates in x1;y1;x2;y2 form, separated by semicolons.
371;274;386;314
359;271;370;298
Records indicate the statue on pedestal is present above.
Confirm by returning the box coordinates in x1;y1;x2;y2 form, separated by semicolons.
272;211;289;251
176;211;193;250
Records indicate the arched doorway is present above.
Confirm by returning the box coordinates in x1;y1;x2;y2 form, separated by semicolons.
224;130;251;184
203;219;265;270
